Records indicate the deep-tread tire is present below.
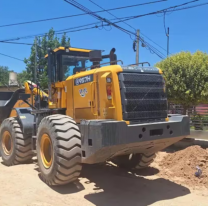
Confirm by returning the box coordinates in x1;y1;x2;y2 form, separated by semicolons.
135;153;156;169
0;117;33;166
111;153;156;170
37;114;82;186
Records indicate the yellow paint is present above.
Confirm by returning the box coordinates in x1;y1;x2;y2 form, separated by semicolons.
125;121;130;125
72;73;97;120
20;116;26;119
63;65;124;122
156;67;163;74
40;134;53;169
95;65;123;121
10;109;17;118
55;82;65;88
54;47;65;52
9;98;34;118
7;80;51;118
90;81;98;116
48;103;57;109
61;86;67;108
70;47;91;52
44;46;168;124
45;47;91;58
66;78;74;118
24;81;51;103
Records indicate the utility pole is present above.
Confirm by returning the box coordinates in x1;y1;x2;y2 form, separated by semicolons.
136;29;140;64
34;37;37;84
167;27;170;57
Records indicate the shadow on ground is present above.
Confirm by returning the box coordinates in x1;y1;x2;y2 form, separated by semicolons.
50;163;190;206
133;166;159;176
1;159;34;166
49;178;85;194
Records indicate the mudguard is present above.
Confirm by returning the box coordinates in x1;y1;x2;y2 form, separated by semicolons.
13;107;34;137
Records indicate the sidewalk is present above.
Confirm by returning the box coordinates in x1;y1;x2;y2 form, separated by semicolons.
171;130;208;149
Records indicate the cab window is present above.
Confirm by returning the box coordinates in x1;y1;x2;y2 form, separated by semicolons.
61;55;93;80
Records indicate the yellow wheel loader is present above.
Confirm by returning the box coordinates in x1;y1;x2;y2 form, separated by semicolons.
0;47;190;185
0;81;48;164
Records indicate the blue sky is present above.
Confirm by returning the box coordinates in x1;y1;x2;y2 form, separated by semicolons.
0;0;208;73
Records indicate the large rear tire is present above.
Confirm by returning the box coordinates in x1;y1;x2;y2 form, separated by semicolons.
111;153;156;170
0;117;33;166
37;114;82;186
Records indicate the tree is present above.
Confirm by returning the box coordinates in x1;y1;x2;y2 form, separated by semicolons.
156;51;208;114
21;28;70;88
0;66;10;86
17;70;31;87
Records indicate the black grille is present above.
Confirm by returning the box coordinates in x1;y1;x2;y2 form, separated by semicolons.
118;72;168;121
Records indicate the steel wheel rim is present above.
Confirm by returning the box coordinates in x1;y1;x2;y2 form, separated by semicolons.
40;134;53;169
2;131;13;155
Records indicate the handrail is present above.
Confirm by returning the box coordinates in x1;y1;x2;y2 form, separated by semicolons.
128;62;151;67
85;60;123;70
90;82;97;116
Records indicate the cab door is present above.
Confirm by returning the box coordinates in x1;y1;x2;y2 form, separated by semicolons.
73;72;98;122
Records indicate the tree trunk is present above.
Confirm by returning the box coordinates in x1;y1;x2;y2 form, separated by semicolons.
183;106;187;115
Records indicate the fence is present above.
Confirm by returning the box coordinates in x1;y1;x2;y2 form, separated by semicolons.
168;103;194;115
168;103;208;130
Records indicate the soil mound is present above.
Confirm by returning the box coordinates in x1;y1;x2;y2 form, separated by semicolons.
159;146;208;188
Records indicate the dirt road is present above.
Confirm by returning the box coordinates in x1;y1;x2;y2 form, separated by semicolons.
0;153;207;206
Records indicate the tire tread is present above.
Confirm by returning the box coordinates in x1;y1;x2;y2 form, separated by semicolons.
37;114;82;186
0;117;33;166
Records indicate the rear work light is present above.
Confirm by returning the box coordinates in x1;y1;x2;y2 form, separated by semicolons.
106;86;112;100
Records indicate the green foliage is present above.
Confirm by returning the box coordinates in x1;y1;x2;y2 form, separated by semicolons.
17;70;31;86
0;66;11;86
191;113;208;121
22;28;70;88
156;51;208;110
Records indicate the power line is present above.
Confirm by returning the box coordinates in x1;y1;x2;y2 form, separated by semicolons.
0;18;128;42
87;0;168;58
63;0;136;38
64;0;166;59
20;0;161;59
140;32;167;52
0;0;206;44
57;24;165;59
166;1;208;12
60;0;205;37
0;53;24;62
55;25;98;34
141;38;166;58
88;0;136;31
0;41;33;46
113;0;203;24
0;0;167;28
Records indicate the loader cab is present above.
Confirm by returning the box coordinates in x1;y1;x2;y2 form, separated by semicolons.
45;47;117;83
45;47;93;82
